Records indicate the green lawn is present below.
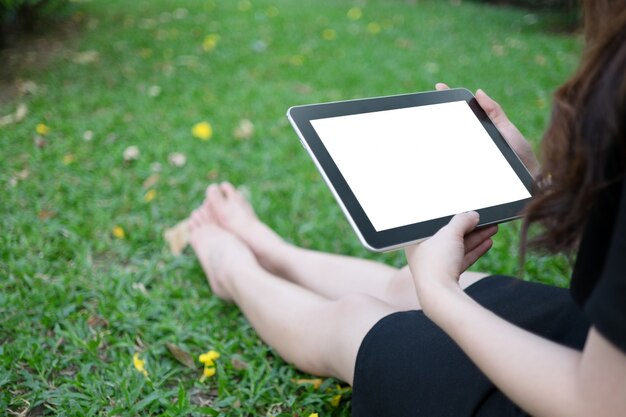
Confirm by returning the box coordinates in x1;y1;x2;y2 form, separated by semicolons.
1;0;580;415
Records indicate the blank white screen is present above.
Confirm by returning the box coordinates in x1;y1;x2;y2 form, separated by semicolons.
310;101;531;231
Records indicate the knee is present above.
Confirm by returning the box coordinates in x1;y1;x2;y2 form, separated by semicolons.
383;267;420;309
287;294;388;380
330;293;383;318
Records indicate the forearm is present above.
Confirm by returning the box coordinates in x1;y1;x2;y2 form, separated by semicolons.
426;286;583;417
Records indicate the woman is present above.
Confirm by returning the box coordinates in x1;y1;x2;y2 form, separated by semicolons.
188;1;626;415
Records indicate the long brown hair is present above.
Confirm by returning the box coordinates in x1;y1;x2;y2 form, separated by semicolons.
521;0;626;255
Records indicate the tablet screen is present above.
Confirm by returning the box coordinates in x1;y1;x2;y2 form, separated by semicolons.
310;100;531;231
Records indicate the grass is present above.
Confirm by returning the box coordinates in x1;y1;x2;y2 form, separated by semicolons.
1;0;581;415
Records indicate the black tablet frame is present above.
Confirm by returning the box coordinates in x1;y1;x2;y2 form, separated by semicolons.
287;88;535;251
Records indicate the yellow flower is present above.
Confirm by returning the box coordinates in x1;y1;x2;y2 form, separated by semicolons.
62;154;75;165
330;393;342;407
346;7;362;20
322;28;336;41
199;350;220;366
202;34;220;51
367;22;381;34
289;55;304;66
36;123;50;135
133;352;149;377
192;121;213;140
308;413;319;417
144;189;156;203
112;226;125;239
203;366;216;378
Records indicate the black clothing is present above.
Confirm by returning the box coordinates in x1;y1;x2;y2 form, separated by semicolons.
352;178;626;416
571;178;626;353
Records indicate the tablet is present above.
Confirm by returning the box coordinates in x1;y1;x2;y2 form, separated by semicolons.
287;88;534;252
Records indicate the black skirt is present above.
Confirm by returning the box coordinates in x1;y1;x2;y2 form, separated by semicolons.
351;276;590;417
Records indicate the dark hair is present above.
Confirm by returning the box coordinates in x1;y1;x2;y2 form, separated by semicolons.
521;0;626;255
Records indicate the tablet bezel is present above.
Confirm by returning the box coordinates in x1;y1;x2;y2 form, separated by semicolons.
287;88;535;252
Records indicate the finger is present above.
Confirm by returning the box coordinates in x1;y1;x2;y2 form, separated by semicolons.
435;82;450;91
464;224;498;252
461;238;493;271
475;89;512;128
445;211;480;238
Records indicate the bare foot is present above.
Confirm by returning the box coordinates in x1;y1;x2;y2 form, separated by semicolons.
203;182;292;275
188;202;258;301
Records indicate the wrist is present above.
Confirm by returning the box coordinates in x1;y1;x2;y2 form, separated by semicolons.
418;278;470;324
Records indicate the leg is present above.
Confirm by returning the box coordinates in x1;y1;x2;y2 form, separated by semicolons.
188;205;396;384
204;182;496;310
204;183;400;299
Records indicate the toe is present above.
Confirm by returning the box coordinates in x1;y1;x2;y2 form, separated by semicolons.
208;183;226;205
205;183;220;200
189;209;201;228
220;181;237;199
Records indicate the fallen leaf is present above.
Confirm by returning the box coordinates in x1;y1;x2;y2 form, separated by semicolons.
230;356;248;370
73;50;100;64
166;343;198;369
38;210;57;220
16;169;29;180
147;85;161;97
62;154;75;165
0;103;29;127
123;145;140;162
34;135;47;148
87;315;109;328
233;119;254;140
0;113;14;127
164;219;190;256
292;378;324;390
143;173;160;189
15;103;28;122
18;80;38;95
132;282;148;295
143;189;156;203
207;169;219;180
168;152;186;167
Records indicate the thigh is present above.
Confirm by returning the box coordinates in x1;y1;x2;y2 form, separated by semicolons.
352;276;588;417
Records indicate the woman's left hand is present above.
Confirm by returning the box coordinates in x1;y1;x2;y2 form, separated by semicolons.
404;212;496;314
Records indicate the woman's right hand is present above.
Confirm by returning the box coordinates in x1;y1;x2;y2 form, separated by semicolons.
436;83;541;178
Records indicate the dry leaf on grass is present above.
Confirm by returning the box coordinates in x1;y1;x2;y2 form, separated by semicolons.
233;118;254;140
72;50;100;64
164;218;190;256
166;343;197;369
0;103;28;127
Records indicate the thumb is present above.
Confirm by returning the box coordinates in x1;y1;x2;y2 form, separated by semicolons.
446;211;480;237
